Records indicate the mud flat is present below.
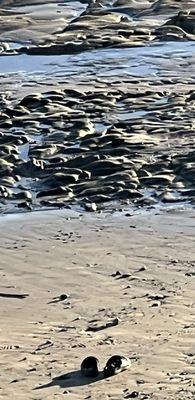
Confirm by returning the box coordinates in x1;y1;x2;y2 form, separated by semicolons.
0;42;195;213
0;0;195;214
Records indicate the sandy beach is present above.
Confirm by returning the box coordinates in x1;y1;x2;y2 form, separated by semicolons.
0;208;194;399
0;1;195;397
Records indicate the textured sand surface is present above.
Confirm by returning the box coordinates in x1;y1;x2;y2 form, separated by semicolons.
0;1;195;213
0;209;194;399
0;0;85;44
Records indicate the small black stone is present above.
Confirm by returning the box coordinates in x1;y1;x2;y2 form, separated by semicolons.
124;391;139;398
59;294;68;301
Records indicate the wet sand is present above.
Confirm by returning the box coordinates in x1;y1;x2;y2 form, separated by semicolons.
0;0;85;44
0;1;195;213
0;208;195;399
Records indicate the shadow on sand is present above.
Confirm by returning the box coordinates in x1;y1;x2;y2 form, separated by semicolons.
34;370;105;390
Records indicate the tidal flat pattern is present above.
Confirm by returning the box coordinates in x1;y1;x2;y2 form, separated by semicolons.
0;0;195;213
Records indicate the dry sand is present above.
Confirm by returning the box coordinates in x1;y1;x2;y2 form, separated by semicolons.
0;208;194;399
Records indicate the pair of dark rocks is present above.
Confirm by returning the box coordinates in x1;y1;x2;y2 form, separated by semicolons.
81;355;131;378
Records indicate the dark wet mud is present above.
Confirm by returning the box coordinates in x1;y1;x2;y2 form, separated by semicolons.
0;0;195;213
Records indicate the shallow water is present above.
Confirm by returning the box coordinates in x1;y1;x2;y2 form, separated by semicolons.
0;42;195;84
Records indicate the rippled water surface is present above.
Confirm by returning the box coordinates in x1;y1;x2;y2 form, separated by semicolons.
1;41;195;83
